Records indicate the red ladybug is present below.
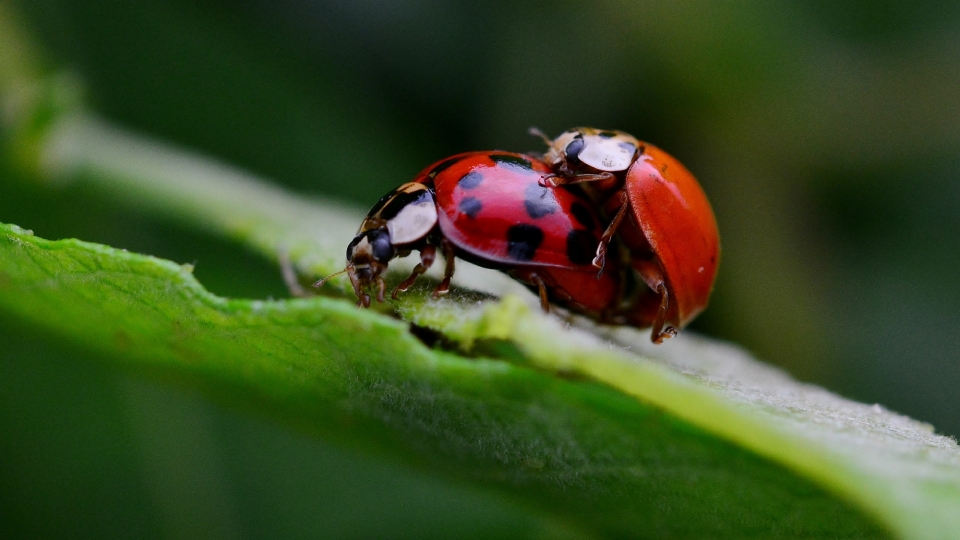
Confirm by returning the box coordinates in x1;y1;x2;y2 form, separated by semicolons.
316;151;621;319
533;127;720;343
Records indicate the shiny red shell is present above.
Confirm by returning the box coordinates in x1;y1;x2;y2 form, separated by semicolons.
413;151;621;314
624;144;719;328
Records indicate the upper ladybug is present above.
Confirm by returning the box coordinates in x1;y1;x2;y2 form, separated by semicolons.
533;127;721;343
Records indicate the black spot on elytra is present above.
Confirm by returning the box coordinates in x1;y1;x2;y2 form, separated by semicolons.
458;197;483;218
428;156;461;179
458;171;484;189
506;224;544;261
524;182;559;219
569;202;596;230
490;154;533;170
567;229;598;266
598;130;618;138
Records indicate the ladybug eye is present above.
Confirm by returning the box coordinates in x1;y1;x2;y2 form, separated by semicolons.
565;136;585;166
368;230;396;263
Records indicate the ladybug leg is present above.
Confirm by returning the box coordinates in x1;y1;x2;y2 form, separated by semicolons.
508;268;551;312
528;272;551;312
634;260;676;344
279;246;309;297
375;275;387;303
539;171;615;188
538;173;559;187
593;191;630;271
392;245;436;299
345;265;371;307
432;239;456;298
648;283;677;344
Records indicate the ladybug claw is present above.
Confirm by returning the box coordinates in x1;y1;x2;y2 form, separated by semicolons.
432;278;451;298
538;175;560;188
591;241;610;274
592;251;606;270
652;326;678;344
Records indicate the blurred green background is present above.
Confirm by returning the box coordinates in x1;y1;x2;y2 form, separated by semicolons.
2;0;959;537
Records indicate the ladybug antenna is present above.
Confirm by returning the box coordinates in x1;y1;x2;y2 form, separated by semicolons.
313;266;348;289
528;127;552;146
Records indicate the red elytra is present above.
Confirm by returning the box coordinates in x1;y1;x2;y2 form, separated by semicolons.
537;127;720;342
317;151;621;318
627;145;719;330
416;151;621;314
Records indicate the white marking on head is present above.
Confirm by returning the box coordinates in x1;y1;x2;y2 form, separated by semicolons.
579;134;637;172
352;236;372;258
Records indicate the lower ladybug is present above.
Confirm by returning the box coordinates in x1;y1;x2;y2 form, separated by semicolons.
532;127;720;343
316;151;622;319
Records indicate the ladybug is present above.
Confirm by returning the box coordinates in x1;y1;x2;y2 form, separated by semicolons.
532;127;720;343
315;151;622;319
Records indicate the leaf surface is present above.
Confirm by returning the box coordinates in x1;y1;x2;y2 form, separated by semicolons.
3;218;957;539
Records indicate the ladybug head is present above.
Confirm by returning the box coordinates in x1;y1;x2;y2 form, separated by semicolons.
342;228;396;307
314;182;438;307
538;127;640;175
537;128;583;175
347;228;396;266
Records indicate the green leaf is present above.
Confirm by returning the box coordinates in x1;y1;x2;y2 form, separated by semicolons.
1;209;958;538
0;221;882;539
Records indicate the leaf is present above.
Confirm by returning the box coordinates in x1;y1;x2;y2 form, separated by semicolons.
1;216;957;539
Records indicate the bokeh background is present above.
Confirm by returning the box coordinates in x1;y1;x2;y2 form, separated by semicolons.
3;0;959;538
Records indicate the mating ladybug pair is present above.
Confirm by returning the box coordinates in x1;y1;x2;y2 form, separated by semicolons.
317;128;720;343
